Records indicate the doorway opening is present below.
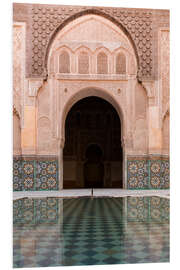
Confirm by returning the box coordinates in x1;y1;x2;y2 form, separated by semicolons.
63;96;123;188
84;144;104;188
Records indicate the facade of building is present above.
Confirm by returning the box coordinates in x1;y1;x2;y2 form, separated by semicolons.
13;3;170;191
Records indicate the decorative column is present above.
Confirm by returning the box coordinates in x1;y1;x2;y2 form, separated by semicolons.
21;79;43;155
142;80;161;155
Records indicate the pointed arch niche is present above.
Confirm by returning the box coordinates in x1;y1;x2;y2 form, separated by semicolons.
47;14;137;76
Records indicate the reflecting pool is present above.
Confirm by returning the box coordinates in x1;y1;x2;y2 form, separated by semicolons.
13;196;169;267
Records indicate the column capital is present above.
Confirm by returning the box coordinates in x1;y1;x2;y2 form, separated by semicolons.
28;79;44;97
141;80;156;106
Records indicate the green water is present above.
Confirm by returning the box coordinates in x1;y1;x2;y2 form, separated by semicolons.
13;196;169;267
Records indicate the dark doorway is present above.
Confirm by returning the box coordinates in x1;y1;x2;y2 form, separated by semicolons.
84;144;104;188
63;96;123;188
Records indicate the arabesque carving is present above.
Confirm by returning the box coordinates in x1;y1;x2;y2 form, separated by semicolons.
13;4;161;80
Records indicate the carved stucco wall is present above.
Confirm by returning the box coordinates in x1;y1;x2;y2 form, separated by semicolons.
48;14;137;76
13;22;25;155
37;82;59;154
162;112;170;153
160;29;170;120
158;29;169;154
13;3;169;81
13;4;170;190
44;14;137;156
37;117;51;152
13;23;25;126
133;83;148;151
13;25;23;94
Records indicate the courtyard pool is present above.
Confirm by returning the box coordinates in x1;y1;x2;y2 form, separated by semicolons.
13;196;169;267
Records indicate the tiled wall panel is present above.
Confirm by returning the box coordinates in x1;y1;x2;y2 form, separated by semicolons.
127;157;169;189
13;157;59;191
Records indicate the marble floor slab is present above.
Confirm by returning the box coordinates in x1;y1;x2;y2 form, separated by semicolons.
92;188;170;198
13;189;92;200
13;188;169;200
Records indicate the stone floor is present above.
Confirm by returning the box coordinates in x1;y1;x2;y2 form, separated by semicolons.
13;197;169;267
13;188;170;200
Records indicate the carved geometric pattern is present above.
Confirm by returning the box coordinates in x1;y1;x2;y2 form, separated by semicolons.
13;26;23;93
127;196;169;222
160;30;169;115
127;157;169;189
13;158;59;191
29;5;153;79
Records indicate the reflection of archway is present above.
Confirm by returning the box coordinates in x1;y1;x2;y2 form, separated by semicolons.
63;96;123;188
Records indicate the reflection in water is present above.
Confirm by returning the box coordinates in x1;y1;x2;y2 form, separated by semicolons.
13;197;169;267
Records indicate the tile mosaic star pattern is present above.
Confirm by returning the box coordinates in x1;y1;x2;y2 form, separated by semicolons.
13;158;59;191
127;157;170;189
127;160;149;189
150;160;169;189
36;161;59;191
13;159;23;191
22;161;34;191
13;197;169;268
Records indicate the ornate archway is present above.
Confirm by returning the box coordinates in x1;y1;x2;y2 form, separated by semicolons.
63;96;123;188
41;12;138;190
45;10;139;76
